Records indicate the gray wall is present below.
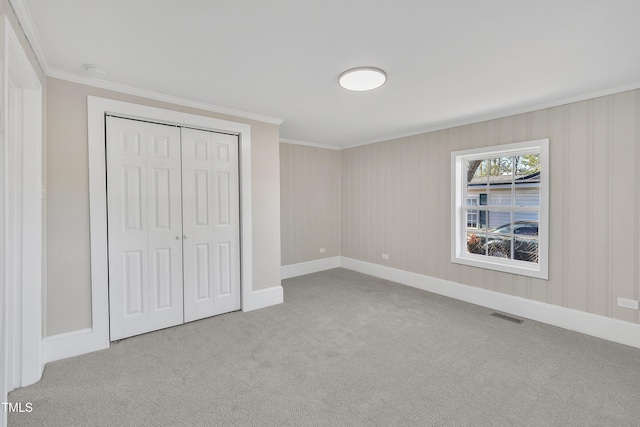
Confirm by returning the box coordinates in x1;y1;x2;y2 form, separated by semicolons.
342;89;640;325
46;77;281;337
280;143;341;265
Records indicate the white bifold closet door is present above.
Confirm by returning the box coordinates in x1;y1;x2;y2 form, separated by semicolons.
107;117;240;341
181;127;241;322
107;117;184;340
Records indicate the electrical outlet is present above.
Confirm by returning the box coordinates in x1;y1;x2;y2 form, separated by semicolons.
319;248;326;253
381;254;390;260
617;297;639;310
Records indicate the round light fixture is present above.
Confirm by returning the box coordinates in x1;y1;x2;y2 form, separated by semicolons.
339;67;387;91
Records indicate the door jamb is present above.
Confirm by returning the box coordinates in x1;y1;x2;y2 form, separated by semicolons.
0;14;44;407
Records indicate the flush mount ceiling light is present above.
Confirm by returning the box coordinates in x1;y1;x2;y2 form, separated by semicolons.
339;67;387;91
83;64;108;78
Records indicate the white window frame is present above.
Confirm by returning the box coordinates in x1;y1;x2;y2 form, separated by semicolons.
451;139;549;280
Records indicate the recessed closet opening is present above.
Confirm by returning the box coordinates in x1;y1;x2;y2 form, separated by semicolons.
106;116;241;340
59;96;262;362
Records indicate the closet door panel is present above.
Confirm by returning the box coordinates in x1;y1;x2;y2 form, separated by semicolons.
146;126;184;332
182;128;240;322
182;129;215;322
107;117;183;340
211;133;241;315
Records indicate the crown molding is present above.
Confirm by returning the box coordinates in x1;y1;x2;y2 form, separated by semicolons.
343;80;640;149
280;138;341;150
8;0;51;74
48;69;284;125
9;0;283;126
9;0;640;146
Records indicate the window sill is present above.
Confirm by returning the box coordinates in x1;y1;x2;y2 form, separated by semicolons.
451;253;548;280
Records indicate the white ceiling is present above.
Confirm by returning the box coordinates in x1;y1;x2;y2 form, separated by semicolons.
18;0;640;148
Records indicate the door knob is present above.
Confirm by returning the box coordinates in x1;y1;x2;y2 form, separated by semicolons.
176;235;180;240
183;234;188;239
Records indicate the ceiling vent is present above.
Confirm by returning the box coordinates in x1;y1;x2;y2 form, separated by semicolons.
83;64;108;78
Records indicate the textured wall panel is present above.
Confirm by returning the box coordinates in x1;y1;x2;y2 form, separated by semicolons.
342;89;640;325
280;143;341;265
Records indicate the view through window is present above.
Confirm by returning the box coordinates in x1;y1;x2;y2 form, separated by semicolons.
465;154;540;263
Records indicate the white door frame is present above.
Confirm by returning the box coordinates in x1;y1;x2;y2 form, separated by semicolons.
44;96;255;360
0;14;44;417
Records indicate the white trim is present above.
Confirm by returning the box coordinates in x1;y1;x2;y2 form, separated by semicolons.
1;23;8;427
43;96;259;363
281;257;341;279
237;129;256;316
0;14;44;399
340;257;640;350
9;0;640;151
275;255;640;349
0;92;5;426
17;86;42;386
7;0;50;74
11;0;640;150
7;2;284;127
280;138;341;151
42;328;94;363
49;69;283;126
242;286;284;312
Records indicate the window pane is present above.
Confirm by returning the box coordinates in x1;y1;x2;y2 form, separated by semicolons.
487;235;511;259
466;161;487;206
489;157;513;178
466;205;485;232
478;208;488;229
515;187;540;207
466;159;487;185
488;157;513;203
467;231;486;256
513;212;539;236
489;191;512;206
466;208;479;229
514;237;538;263
487;211;510;231
514;154;540;175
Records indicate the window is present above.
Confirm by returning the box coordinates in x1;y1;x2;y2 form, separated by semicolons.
451;139;549;279
466;196;478;228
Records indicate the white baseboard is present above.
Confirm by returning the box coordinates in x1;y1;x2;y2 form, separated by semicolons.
281;256;341;279
242;285;284;312
39;256;640;370
340;256;640;349
43;328;109;364
43;286;284;363
1;389;6;427
43;285;284;364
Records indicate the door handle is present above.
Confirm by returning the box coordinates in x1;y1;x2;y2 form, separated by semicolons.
183;235;188;239
176;235;180;240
